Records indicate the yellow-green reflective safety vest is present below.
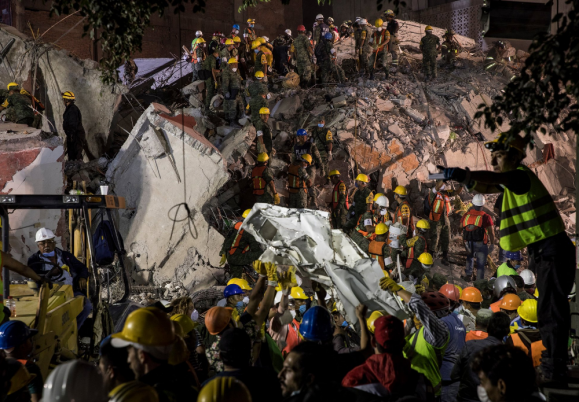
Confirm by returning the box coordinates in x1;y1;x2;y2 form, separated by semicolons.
403;326;449;396
499;166;564;252
497;262;518;278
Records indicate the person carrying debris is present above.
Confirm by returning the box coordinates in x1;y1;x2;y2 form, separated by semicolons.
344;173;373;231
317;32;346;83
440;29;462;67
287;154;312;209
222;58;244;126
310;117;333;177
0;82;35;127
292;129;323;207
254;107;273;155
368;223;397;272
384;10;400;70
349;193;377;253
329;170;349;229
219;210;264;278
437;133;574;381
392;185;415;237
368;19;390;80
202;47;221;109
60;91;95;161
420;26;440;80
252;152;279;205
461;194;495;282
191;37;206;82
293;25;313;87
402;219;430;279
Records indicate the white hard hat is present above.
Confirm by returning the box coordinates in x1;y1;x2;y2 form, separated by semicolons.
263;36;269;42
43;360;106;402
355;17;361;22
195;30;203;37
360;19;368;25
472;194;486;206
285;29;292;36
316;14;324;20
375;195;389;208
36;228;56;242
519;269;536;286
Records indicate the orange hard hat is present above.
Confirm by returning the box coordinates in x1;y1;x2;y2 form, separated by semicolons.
460;287;483;303
205;307;233;335
499;293;522;311
439;284;461;302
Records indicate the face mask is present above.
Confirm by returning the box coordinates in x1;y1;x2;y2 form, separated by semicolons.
232;68;237;72
299;304;307;314
42;251;56;257
290;309;296;318
234;29;239;34
236;301;245;308
380;209;387;216
355;182;359;188
341;320;348;327
191;309;199;321
249;24;254;28
477;386;491;402
254;49;259;54
422;263;432;270
318;123;324;128
243;296;249;304
514;264;521;269
378;27;383;31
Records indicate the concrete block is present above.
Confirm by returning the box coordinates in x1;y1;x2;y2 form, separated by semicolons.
391;97;412;107
375;99;395;112
332;95;347;108
337;130;354;142
388;123;405;137
188;94;204;108
311;104;329;116
436;125;451;144
219;124;257;164
140;126;166;158
271;95;300;119
345;119;358;130
401;107;426;123
182;80;206;95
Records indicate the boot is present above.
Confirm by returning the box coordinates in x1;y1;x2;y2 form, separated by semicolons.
441;251;450;266
460;274;473;282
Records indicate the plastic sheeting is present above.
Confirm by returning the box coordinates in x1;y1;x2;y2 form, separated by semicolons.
241;204;411;325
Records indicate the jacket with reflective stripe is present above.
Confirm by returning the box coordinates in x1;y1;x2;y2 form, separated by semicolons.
406;235;427;268
332;181;349;210
461;209;488;243
368;240;387;270
428;192;451;222
288;164;307;194
499;166;564;251
229;227;249;255
252;165;267;195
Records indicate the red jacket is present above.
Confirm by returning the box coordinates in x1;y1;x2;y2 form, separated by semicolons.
341;352;418;396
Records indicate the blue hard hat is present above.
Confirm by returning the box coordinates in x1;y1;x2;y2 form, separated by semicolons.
299;306;334;342
297;128;307;136
505;250;521;260
324;32;333;40
233;24;240;30
224;284;245;298
0;320;37;350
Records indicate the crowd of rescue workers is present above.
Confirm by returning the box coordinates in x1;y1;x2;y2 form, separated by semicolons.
0;8;576;402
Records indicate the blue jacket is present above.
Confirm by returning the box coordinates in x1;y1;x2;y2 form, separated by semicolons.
440;313;466;381
28;248;88;291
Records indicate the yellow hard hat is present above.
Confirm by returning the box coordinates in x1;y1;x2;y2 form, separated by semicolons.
517;299;538;323
258;37;266;44
109;381;159;402
111;307;175;347
233;36;241;43
301;154;312;164
373;193;385;201
225;39;234;45
484;134;527;156
416;219;430;229
259;107;270;114
227;278;252;291
228;57;238;64
425;25;433;31
170;314;196;336
242;209;251;219
197;37;206;43
290;286;308;300
7;82;19;90
247;18;256;23
252;40;261;49
355;173;369;183
62;91;75;100
198;377;251;402
455;285;463;297
375;223;389;235
393;186;407;196
255;71;265;78
257;152;269;162
329;170;341;176
366;310;388;333
375;19;384;28
365;192;375;204
417;252;434;265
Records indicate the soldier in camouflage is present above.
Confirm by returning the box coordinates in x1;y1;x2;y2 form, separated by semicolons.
222;58;243;126
220;39;234;67
203;48;221;109
313;14;328;46
247;71;268;98
287;156;311;209
221;215;264;278
293;26;313;86
357;19;373;75
254;107;273;155
0;83;34;126
368;19;390;80
420;26;440;80
329;171;348;229
292;129;323;208
402;220;430;280
310;116;333;178
317;33;346;83
344;174;373;231
252;152;278;205
248;92;268;126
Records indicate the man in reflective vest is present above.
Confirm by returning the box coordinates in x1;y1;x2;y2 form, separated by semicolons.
251;152;279;205
368;223;396;272
495;250;521;278
437;133;573;381
349;193;378;253
506;299;545;368
287;154;312;208
292;129;323;208
393;185;414;237
402;219;430;278
329;170;348;229
426;180;462;265
460;194;495;282
357;195;390;236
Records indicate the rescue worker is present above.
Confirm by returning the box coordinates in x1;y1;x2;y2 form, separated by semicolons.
402;219;430;278
61;91;94;161
254;107;273;155
222;58;243;126
317;32;346;83
231;36;247;78
244;19;258;48
519;269;537;301
230;24;240;40
251;152;279;205
248;90;268;125
350;194;378;253
368;223;396;272
489;275;518;313
426;180;462;265
220;39;235;67
287;154;312;209
357;195;391;236
499;293;523;334
312;14;328;46
495;250;521;277
202;47;221;109
368;19;390;80
310;117;333;179
383;10;400;70
247;71;268;98
292;129;323;207
440;29;462;67
419;26;440;81
0;82;35;127
393;185;414;237
223;284;246;319
506;299;545;368
191;36;206;82
123;59;138;85
344;173;373;231
465;308;492;341
357;19;373;75
293;25;313;86
191;30;203;52
253;40;269;80
461;193;495;281
329;170;349;229
208;32;221;56
457;287;483;332
338;20;353;39
272;32;291;75
289;286;309;323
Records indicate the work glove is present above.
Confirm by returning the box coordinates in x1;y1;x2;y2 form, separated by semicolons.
379;277;403;293
278;266;297;291
274;193;281;205
253;260;267;276
268;66;272;72
436;165;468;183
265;262;279;284
219;254;227;266
415;284;425;294
215;82;218;89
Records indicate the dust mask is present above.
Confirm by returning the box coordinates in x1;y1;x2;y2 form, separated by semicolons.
232;68;237;72
318;124;324;127
191;309;199;321
380;209;387;215
254;49;259;53
243;296;250;304
477;386;491;402
378;27;383;31
42;250;56;257
290;310;296;318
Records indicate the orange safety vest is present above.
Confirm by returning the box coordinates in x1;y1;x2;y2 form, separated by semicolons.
405;235;427;269
428;192;452;222
229;223;249;255
288;164;307;194
368;240;388;270
252;165;267;195
282;319;301;357
356;214;377;240
490;300;501;313
461;209;488;243
511;333;546;367
465;330;488;342
332;181;349;210
372;30;389;52
395;200;413;228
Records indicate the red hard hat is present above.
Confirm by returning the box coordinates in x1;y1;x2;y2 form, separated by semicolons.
439;284;461;302
297;25;306;32
421;291;450;312
374;315;405;349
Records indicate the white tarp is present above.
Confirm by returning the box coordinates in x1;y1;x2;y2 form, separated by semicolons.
241;204;411;325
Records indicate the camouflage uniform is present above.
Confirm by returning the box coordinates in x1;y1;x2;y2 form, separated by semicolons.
311;125;333;176
350;230;370;253
219;47;232;67
222;65;243;122
247;80;267;97
441;37;460;65
225;228;263;278
359;25;373;74
287;164;309;208
4;92;35;126
402;235;428;279
254;117;273;155
318;39;346;83
292;141;323;207
313;22;329;45
293;34;313;84
253;164;275;204
420;32;440;79
254;48;268;77
427;190;451;254
330;179;348;229
249;95;268;125
344;187;373;231
203;54;219;108
369;29;390;77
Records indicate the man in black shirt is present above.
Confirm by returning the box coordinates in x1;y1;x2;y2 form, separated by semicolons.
62;91;94;160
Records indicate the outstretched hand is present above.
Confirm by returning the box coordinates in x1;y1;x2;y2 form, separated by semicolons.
379;277;403;293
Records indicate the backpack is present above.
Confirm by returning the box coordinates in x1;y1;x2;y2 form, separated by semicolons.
92;216;125;265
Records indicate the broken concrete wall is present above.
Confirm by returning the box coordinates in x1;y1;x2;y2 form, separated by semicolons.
0;129;66;263
106;103;229;291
